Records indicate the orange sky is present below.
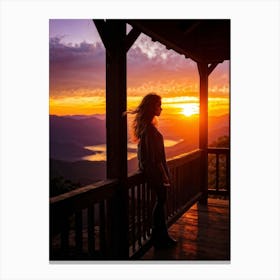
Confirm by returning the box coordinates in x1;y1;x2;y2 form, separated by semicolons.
49;20;229;118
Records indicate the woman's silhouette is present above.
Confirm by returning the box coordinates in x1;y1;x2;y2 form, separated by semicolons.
131;93;177;249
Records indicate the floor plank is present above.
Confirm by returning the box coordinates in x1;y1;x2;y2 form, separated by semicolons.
141;198;230;261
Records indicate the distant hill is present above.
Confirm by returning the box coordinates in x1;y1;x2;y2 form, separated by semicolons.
50;115;106;161
62;114;106;121
50;115;106;146
50;158;106;186
159;117;199;142
159;114;229;147
50;114;229;158
50;156;140;187
50;141;96;161
208;114;229;144
50;114;229;190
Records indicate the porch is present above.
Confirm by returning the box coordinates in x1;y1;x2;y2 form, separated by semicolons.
50;148;230;261
141;197;229;261
50;19;230;261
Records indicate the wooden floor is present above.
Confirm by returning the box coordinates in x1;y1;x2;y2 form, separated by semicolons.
141;198;230;261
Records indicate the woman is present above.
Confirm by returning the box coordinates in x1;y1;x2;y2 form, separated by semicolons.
132;93;177;249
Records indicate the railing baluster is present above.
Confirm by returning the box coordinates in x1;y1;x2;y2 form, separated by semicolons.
137;184;142;247
175;168;178;213
142;183;147;240
180;165;184;205
131;185;136;252
178;167;182;209
207;148;230;196
175;167;179;211
61;213;69;255
165;182;170;218
216;153;220;192
147;184;152;237
184;163;188;203
226;151;230;192
171;168;175;216
99;201;106;256
169;169;173;216
50;179;117;260
151;188;156;234
75;210;83;256
174;167;178;210
88;204;95;255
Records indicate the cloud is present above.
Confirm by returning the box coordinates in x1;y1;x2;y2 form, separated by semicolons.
49;37;105;96
127;34;199;90
50;35;228;100
208;61;230;96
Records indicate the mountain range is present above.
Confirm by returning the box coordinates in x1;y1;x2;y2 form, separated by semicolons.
50;115;106;161
50;114;229;189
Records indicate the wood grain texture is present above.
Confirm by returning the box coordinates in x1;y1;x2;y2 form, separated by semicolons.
141;198;230;260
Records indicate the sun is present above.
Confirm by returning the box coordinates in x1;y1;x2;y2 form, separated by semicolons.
181;103;199;117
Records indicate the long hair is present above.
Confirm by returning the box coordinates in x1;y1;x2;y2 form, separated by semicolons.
131;93;161;141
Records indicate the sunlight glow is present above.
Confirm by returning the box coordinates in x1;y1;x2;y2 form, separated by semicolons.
181;103;199;117
50;94;228;117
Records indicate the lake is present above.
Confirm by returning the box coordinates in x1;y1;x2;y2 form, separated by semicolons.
83;139;183;161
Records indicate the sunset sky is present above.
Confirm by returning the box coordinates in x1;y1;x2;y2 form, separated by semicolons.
49;19;229;118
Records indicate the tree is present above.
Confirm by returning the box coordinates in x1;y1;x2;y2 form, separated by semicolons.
50;176;81;197
210;135;229;148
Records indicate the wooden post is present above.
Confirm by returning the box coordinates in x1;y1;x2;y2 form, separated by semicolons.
197;62;209;205
197;61;220;204
94;20;129;259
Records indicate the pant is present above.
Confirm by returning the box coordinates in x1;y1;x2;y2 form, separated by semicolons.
151;185;169;241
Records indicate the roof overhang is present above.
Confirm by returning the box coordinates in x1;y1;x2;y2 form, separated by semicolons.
127;19;230;64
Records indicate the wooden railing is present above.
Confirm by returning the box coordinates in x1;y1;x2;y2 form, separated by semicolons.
207;148;230;195
127;149;202;258
50;179;118;260
50;148;229;260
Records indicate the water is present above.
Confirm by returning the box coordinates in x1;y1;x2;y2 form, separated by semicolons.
83;139;183;162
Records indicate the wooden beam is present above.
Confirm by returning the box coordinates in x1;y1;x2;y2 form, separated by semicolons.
207;62;219;75
125;27;141;52
127;20;201;62
198;62;208;150
183;21;201;36
92;19;109;50
197;62;209;205
104;20;129;259
105;20;127;181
